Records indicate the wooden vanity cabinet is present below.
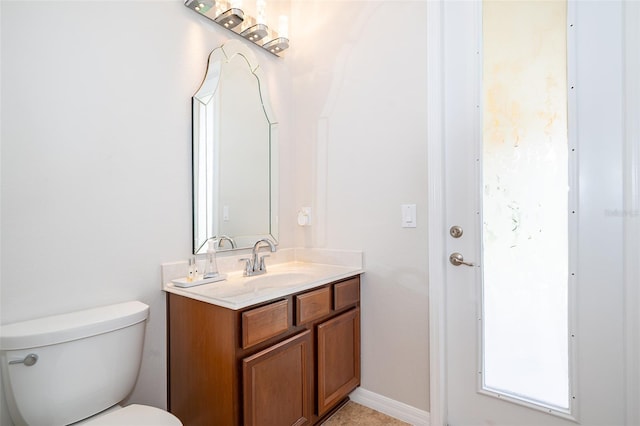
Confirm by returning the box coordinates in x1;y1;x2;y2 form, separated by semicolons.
167;275;361;426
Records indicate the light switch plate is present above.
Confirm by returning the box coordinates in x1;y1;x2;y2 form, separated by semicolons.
297;207;311;226
401;204;417;228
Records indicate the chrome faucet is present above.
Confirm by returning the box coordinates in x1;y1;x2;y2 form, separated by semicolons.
240;238;276;276
217;235;236;249
195;235;237;254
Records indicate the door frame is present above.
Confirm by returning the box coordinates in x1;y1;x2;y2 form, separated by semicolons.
426;1;640;425
623;3;640;425
426;1;446;425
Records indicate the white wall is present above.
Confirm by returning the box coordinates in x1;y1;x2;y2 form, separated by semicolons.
289;0;430;411
0;1;293;424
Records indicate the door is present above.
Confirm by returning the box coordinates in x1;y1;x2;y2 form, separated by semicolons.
442;1;630;425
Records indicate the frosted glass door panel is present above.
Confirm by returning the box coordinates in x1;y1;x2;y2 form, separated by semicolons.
481;0;570;410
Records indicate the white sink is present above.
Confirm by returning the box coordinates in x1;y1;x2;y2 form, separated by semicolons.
243;271;316;289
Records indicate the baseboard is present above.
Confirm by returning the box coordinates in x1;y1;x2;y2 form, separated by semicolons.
349;387;430;426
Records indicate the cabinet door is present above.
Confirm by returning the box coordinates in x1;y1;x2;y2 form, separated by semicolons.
243;330;312;426
317;308;361;416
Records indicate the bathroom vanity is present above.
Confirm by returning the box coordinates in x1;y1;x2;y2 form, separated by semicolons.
177;36;363;425
165;263;362;425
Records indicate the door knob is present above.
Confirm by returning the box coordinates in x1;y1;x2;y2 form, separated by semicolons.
449;225;464;238
449;252;474;267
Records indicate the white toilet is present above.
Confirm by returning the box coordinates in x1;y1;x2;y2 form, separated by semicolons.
0;301;182;426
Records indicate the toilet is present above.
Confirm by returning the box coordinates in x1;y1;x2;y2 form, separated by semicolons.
0;301;181;426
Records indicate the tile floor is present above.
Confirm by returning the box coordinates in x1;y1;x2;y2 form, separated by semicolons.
321;402;409;425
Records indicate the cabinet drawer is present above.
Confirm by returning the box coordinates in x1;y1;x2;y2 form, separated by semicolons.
296;286;331;325
333;277;360;310
242;300;290;349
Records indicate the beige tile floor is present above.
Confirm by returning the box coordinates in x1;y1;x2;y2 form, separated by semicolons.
321;401;410;425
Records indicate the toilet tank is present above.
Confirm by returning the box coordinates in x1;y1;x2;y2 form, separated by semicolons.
0;301;150;426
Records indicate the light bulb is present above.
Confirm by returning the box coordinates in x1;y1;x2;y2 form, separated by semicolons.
278;15;288;39
256;0;266;25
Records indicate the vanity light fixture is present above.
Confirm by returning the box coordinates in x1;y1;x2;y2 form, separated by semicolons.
193;1;213;13
241;23;269;43
262;37;289;55
184;0;290;57
262;14;288;54
214;7;244;29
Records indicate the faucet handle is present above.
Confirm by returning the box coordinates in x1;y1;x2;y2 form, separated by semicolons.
258;254;270;271
239;258;252;276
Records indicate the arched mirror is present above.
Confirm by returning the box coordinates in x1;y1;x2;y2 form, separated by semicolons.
192;40;278;254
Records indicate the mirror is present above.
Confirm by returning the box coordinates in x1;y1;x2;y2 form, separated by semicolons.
192;40;278;254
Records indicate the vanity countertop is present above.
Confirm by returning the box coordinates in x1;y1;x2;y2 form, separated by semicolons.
163;261;363;310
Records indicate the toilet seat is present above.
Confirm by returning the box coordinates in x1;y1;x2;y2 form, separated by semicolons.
83;404;182;425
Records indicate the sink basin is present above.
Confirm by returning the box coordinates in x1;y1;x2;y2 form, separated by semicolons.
243;272;315;289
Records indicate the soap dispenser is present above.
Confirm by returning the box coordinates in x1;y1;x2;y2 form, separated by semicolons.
203;239;219;279
187;257;196;282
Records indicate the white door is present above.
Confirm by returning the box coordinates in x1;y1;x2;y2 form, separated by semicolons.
440;1;631;425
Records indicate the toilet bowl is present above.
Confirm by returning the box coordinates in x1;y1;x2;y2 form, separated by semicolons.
0;301;182;426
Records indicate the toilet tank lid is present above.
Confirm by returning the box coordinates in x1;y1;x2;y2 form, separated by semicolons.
0;301;149;350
